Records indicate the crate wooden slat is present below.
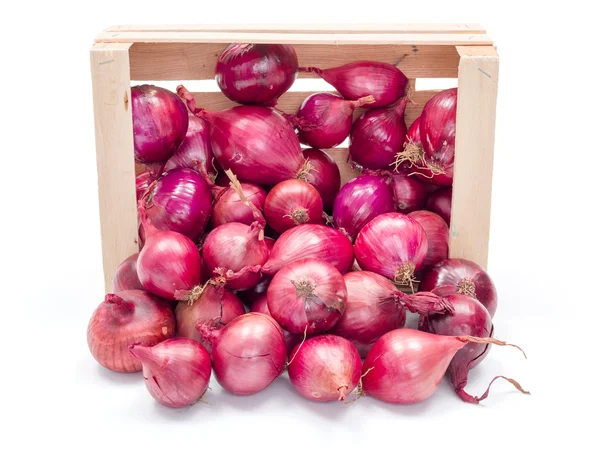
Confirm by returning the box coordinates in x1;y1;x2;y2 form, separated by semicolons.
91;24;499;292
129;43;460;81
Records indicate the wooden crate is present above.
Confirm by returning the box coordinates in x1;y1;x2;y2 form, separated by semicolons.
91;24;499;293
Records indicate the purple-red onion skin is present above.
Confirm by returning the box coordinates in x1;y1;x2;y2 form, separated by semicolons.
302;148;341;211
331;271;405;357
418;88;457;186
306;61;408;108
349;99;408;170
129;338;211;408
136;171;156;201
426;187;452;226
333;175;396;240
112;253;145;293
145;168;212;241
407;210;449;269
207;313;287;395
264;180;324;233
164;114;215;175
211;183;267;228
215;44;298;106
288;335;362;402
175;286;245;350
202;222;269;290
267;258;347;335
392;174;429;214
207;106;304;186
296;93;357;149
354;212;428;283
419;258;498;318
361;328;465;404
87;291;175;373
250;295;302;357
262;224;354;275
131;85;189;165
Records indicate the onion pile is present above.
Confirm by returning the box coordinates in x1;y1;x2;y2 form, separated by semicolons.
87;45;527;410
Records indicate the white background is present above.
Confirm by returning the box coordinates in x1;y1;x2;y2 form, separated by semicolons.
2;1;598;464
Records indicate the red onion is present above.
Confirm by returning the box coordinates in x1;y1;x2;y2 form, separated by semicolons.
211;182;267;228
419;259;498;318
392;173;429;213
361;328;528;404
136;171;156;201
87;291;175;372
197;313;286;395
144;167;212;241
300;61;408;108
267;258;346;335
348;98;408;170
425;187;452;226
112;253;145;293
419;295;497;403
264;180;324;233
354;212;428;288
407;210;449;269
296;93;375;149
129;338;211;408
288;335;361;402
163;114;215;176
262;224;354;275
131;85;188;165
175;281;245;349
137;200;202;301
331;271;405;357
332;174;395;240
396;89;456;186
215;44;298;106
302;148;341;211
250;295;302;357
177;86;306;186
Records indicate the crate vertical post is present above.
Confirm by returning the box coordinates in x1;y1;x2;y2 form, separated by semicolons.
90;42;138;292
449;45;499;270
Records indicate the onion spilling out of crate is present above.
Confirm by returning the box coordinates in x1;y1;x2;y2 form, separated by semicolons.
89;28;528;409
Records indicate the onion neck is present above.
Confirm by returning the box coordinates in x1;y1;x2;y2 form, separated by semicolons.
349;95;375;110
337;385;349;402
137;197;159;238
195;319;222;348
105;293;135;321
392;97;409;118
176;85;210;121
128;344;159;366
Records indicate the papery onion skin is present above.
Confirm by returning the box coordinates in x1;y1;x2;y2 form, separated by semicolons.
361;328;465;404
419;258;498;318
177;87;305;187
202;222;269;290
331;271;405;357
333;175;396;240
302;149;341;211
112;253;145;293
175;285;245;350
348;98;408;170
131;85;189;165
301;61;408;108
288;335;362;402
163;114;215;176
419;295;492;403
137;202;202;300
392;173;429;214
197;313;287;395
267;258;347;335
129;338;211;408
215;44;298;106
145;168;212;242
87;291;175;373
354;212;428;286
211;183;267;228
236;236;275;305
262;224;354;275
136;171;156;201
296;93;374;149
425;187;452;226
264;180;324;233
250;295;302;357
407;210;449;269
